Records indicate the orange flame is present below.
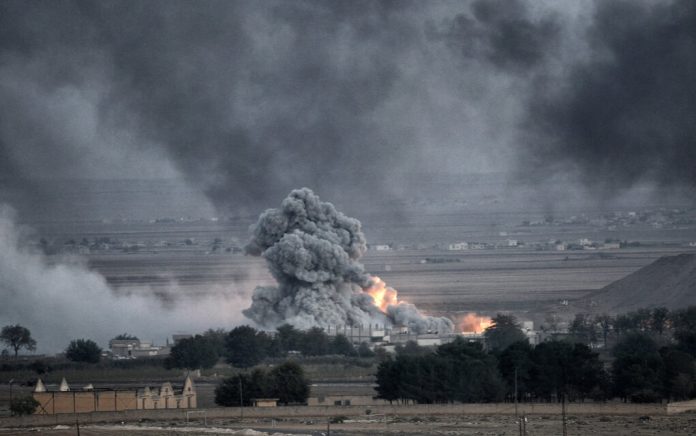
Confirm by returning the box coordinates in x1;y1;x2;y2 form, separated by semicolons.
364;276;399;312
459;313;493;333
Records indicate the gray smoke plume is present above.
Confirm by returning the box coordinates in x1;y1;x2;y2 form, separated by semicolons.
519;0;696;195
441;0;560;73
0;204;251;354
243;188;453;334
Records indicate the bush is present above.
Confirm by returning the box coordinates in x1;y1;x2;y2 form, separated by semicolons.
65;339;102;363
270;361;310;405
165;335;218;369
215;361;310;406
10;396;39;416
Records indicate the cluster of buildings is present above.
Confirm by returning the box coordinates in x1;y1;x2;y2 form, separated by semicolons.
32;376;196;414
325;323;460;351
444;237;627;252
519;208;696;230
107;334;192;359
324;320;542;351
35;234;244;256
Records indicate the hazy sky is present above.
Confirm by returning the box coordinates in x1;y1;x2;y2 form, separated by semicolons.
0;0;694;216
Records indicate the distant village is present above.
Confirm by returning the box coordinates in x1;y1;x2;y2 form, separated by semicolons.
32;207;696;257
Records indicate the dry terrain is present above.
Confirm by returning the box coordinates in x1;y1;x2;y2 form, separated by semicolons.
2;413;696;435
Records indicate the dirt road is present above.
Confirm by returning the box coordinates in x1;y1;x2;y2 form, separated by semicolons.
1;413;695;435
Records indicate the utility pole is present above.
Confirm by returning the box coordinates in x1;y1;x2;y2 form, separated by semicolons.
561;392;567;436
239;376;244;420
8;379;14;416
522;413;527;436
514;368;518;417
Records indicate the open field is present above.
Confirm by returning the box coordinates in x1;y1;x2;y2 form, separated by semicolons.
2;408;696;435
79;245;696;317
24;182;696;319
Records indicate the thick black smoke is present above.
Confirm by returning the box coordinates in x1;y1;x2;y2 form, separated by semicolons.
441;0;560;72
0;0;431;214
1;0;693;219
243;188;454;334
520;0;696;193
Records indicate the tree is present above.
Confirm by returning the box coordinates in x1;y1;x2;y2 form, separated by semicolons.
269;361;310;405
498;340;533;401
357;342;375;357
376;338;505;404
215;362;309;406
527;341;607;402
216;373;250;406
395;340;430;357
566;343;608;401
166;335;218;369
375;358;402;403
10;396;39;416
330;334;356;356
569;313;597;345
202;328;227;356
215;369;268;406
661;347;696;400
112;333;139;341
528;341;573;401
299;327;330;356
595;314;613;348
65;339;102;363
225;326;271;367
612;333;664;402
484;314;527;352
651;307;669;336
274;324;303;354
0;325;37;359
672;307;696;356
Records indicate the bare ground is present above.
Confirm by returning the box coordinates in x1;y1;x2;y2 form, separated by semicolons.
2;413;696;436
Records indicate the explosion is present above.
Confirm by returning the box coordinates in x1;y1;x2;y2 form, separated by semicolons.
459;313;493;334
243;188;454;334
364;276;399;312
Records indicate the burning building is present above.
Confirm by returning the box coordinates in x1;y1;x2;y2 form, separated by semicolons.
243;188;453;335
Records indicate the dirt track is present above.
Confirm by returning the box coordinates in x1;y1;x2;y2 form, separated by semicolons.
2;413;696;435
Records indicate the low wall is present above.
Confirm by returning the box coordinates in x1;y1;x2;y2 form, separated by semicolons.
667;399;696;414
2;400;695;428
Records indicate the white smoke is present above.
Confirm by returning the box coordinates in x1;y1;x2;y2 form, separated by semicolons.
243;188;453;334
0;204;249;354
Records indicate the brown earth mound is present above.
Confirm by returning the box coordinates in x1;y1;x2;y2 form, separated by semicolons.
588;253;696;313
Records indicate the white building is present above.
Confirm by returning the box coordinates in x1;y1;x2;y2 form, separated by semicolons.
110;338;169;359
448;242;469;250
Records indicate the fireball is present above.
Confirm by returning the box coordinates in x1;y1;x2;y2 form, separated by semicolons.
364;276;399;312
459;313;493;333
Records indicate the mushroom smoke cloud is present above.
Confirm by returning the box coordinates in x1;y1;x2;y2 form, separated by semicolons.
243;188;453;334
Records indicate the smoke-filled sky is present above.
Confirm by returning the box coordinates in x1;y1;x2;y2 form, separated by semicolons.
1;0;694;218
1;0;696;351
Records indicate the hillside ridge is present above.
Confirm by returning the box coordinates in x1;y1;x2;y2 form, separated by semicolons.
588;253;696;313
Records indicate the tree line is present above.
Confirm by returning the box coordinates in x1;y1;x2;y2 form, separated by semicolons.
1;323;372;370
1;324;102;364
166;324;374;370
376;308;696;404
214;361;310;406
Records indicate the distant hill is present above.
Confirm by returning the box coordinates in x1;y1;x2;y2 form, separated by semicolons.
588;253;696;313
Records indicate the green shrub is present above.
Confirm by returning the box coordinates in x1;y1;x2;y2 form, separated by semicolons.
10;396;39;416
